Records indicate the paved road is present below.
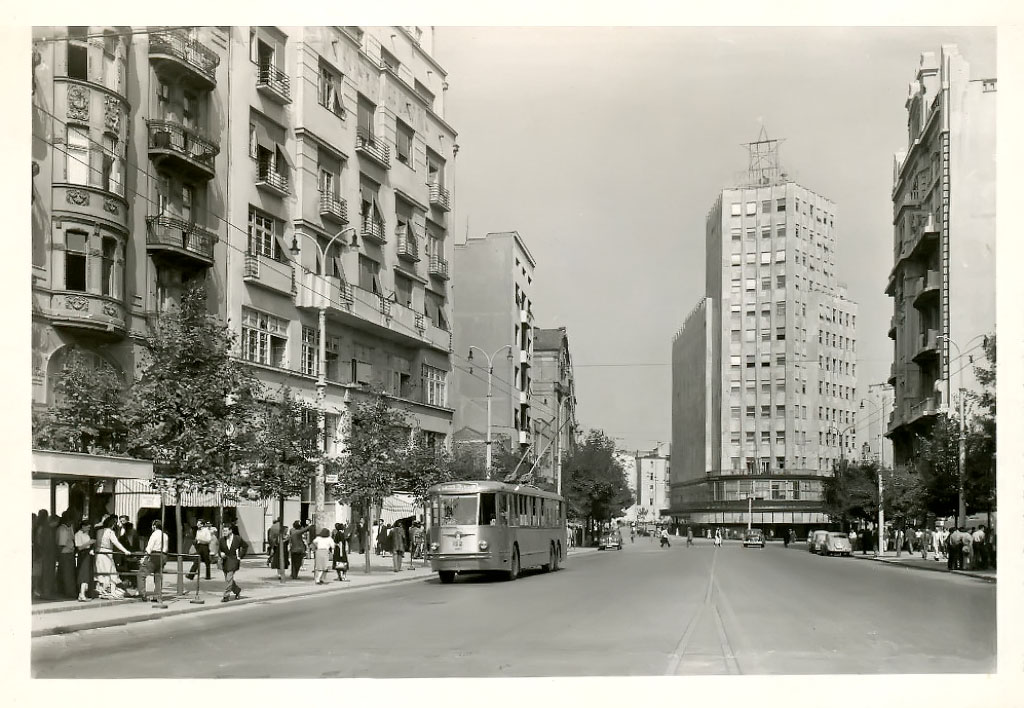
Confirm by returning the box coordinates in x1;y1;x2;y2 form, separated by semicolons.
32;538;995;677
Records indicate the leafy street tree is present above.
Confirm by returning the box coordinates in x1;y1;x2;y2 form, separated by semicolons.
396;433;455;506
33;349;128;455
125;287;261;587
913;413;961;519
330;392;411;574
966;334;996;520
563;429;634;545
823;459;925;529
243;386;324;580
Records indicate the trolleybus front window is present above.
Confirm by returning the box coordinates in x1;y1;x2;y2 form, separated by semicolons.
479;493;497;525
440;495;477;526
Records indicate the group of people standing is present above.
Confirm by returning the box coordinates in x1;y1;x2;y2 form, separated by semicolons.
851;524;995;571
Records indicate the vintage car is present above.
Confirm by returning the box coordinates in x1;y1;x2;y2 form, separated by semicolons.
822;532;853;557
742;528;765;548
808;530;830;553
598;528;624;550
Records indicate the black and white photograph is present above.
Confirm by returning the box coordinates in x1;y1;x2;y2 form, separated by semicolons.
17;7;1022;700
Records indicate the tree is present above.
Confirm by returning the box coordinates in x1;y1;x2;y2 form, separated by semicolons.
823;459;882;527
966;334;996;518
563;430;634;544
244;386;324;579
125;286;262;588
33;349;128;454
914;414;960;519
396;433;455;505
330;392;410;573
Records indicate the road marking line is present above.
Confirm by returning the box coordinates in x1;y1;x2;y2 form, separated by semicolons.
665;546;719;675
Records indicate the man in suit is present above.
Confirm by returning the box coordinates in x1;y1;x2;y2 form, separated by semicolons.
187;520;215;580
288;520;314;580
389;521;406;572
219;524;248;603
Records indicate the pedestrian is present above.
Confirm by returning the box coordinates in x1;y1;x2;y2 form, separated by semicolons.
962;527;974;570
34;510;58;599
947;526;962;571
377;522;389;557
686;527;694;547
895;528;904;558
187;520;215;580
332;523;350;581
713;529;722;548
921;527;931;560
412;521;425;561
288;520;313;579
972;525;987;570
136;520;169;603
312;528;335;585
121;521;141;593
74;520;95;602
218;524;248;602
354;518;366;555
54;512;76;599
389;521;406;571
267;518;283;568
94;515;130;599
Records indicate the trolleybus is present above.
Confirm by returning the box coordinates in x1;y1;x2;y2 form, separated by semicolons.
425;480;566;583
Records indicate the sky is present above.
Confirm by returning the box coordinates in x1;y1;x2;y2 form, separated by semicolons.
434;26;997;453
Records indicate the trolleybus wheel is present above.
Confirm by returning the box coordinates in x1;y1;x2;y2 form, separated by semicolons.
438;570;455;584
506;546;520;581
552;544;560;571
542;545;555;572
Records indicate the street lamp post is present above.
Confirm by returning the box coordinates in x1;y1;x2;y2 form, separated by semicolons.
467;345;514;479
290;227;359;532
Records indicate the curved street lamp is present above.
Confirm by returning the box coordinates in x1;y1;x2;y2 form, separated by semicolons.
467;344;514;479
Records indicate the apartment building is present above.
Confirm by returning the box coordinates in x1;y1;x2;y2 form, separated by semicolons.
856;382;894;467
670;136;858;536
452;231;537;453
530;327;579;489
637;444;671;518
31;26;459;528
885;45;995;467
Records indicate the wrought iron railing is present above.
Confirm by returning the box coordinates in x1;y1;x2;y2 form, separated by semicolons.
355;126;391;167
428;255;449;279
256;157;289;193
257;62;291;101
147;120;219;168
149;29;220;84
145;215;217;260
428;183;451;211
319;192;348;222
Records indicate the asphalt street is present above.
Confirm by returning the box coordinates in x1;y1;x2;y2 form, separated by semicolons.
32;537;995;677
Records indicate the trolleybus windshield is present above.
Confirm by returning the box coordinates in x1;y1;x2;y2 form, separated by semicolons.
439;494;477;526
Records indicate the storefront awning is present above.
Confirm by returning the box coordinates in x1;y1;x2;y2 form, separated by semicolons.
32;449;154;481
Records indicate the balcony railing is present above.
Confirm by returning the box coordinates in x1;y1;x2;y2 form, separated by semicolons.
428;183;451;211
361;216;386;245
256;63;291;103
149;29;219;88
319;192;348;224
355;127;391;168
256;157;290;196
909;396;937;422
887;362;897;385
145;215;217;265
396;231;420;262
147;120;219;180
428;255;449;280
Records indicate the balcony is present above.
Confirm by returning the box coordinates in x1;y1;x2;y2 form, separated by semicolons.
294;270;353;311
147;120;219;182
428;183;451;211
336;286;451;353
913;269;941;310
888;313;898;340
428;255;449;281
518;430;529;445
318;192;348;225
520;307;534;325
256;63;291;104
243;252;294;295
145;215;217;267
355;128;391;169
887;362;897;385
49;292;127;339
908;396;938;425
255;157;290;197
520;349;531;365
912;328;939;364
360;216;387;245
396;231;420;263
908;214;940;262
148;29;219;91
519;390;528;405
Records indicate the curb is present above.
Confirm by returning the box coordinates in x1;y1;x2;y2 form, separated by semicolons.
31;571;431;638
849;554;996;584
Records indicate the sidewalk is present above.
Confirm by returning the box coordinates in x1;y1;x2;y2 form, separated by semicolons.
32;547;597;638
847;549;997;583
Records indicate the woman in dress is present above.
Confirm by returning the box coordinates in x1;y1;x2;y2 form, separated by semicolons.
311;527;335;585
332;523;349;582
95;515;130;598
74;520;95;602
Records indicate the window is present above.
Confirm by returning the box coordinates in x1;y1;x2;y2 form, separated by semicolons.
776;354;786;366
730;227;741;241
395;119;414;167
776;431;786;445
776;224;785;238
760;404;771;417
745;406;755;419
357;96;376;141
745;202;756;215
380;48;400;73
776;327;786;341
730;432;741;445
318;168;336;199
760;431;771;444
318;62;345;116
248;207;280;260
761;226;771;239
745;432;755;444
301;326;318;376
760;277;771;292
101;134;122;195
66;37;88;80
776;404;785;418
182;91;198;130
729;355;741;368
744;278;756;291
394;273;413;308
181;184;194;223
730;203;741;216
730;406;741;419
65;230;88;292
776;302;786;317
745;227;756;240
242;307;288;367
358;255;382;294
425;290;448;330
760;252;771;265
775;250;786;263
66;126;90;184
101;237;117;297
776;198;786;212
761;200;771;213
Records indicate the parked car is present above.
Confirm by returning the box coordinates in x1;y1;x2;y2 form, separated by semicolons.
809;530;829;554
823;532;853;557
742;528;765;548
598;528;623;550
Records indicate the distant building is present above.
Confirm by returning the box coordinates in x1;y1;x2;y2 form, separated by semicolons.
856;383;894;467
531;327;579;489
884;45;996;468
452;231;537;456
670;133;858;535
637;444;671;519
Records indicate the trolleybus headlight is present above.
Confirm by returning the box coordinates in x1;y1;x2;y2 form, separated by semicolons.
430;542;439;552
478;540;489;551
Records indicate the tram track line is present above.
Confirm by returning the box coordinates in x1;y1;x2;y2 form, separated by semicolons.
664;547;742;675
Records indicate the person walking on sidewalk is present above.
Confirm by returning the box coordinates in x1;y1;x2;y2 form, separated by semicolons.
55;512;76;599
389;521;406;572
332;523;350;581
137;520;169;603
311;528;335;585
946;526;962;570
686;527;694;547
219;524;248;602
187;520;215;580
74;520;95;602
972;526;987;570
962;527;974;570
267;518;283;569
288;520;313;579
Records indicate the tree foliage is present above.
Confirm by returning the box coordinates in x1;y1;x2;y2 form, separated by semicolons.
33;349;128;454
823;459;926;527
914;414;960;518
563;430;634;526
125;286;261;495
395;433;455;505
243;386;323;502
